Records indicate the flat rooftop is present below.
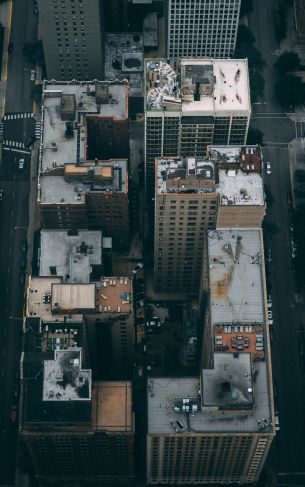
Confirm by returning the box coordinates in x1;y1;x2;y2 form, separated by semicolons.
201;352;253;409
51;283;96;312
39;159;128;205
41;81;128;173
218;169;264;206
39;230;102;283
147;361;271;434
156;156;215;194
97;277;132;314
146;58;251;114
209;145;262;173
208;229;265;325
91;381;134;432
105;33;143;97
43;348;91;401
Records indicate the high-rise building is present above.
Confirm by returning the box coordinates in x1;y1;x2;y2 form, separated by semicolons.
37;0;104;80
147;229;275;485
38;81;130;251
154;146;264;293
167;0;241;58
21;334;135;486
145;58;251;206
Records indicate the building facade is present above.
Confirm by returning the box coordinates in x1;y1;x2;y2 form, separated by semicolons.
154;147;264;293
167;0;241;58
145;58;251;206
37;0;104;80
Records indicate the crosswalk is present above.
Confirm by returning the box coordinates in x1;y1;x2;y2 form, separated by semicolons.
2;112;34;121
35;121;42;139
3;140;26;149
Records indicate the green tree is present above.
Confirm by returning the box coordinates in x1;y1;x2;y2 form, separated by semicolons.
240;0;253;17
22;40;45;67
275;51;301;74
247;127;264;145
275;75;305;107
249;69;265;100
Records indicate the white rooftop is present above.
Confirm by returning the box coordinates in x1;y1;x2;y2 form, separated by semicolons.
43;349;91;401
217;169;264;206
39;230;102;283
208;229;264;324
146;58;251;114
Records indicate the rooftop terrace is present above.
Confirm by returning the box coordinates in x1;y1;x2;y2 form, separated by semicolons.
51;283;96;313
97;277;132;314
146;58;251;113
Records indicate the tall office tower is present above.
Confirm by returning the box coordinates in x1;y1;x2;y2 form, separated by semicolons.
145;58;251;206
167;0;241;58
154;147;264;293
37;0;104;80
21;343;134;486
147;229;275;485
38;81;130;251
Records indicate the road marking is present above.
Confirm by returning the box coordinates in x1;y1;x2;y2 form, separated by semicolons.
11;210;13;216
12;191;15;198
10;148;30;154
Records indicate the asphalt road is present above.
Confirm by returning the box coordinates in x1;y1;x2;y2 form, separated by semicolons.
0;1;38;485
249;0;305;484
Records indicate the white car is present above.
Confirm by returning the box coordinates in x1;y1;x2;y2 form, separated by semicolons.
30;69;36;81
267;295;272;309
275;413;280;432
19;158;25;170
266;162;271;175
268;310;273;325
132;262;144;276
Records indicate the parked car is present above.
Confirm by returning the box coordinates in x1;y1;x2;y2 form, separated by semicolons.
34;6;39;15
30;69;36;81
146;319;161;330
267;295;272;309
19;158;25;170
10;406;17;423
266;248;272;263
132;262;144;276
19;272;26;286
136;299;145;309
8;42;13;53
21;239;27;252
275;413;280;432
287;192;293;208
266;162;271;175
268;310;273;326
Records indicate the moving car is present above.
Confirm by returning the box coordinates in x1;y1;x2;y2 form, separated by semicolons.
266;248;272;263
19;158;24;170
21;239;27;253
30;69;36;81
0;189;3;201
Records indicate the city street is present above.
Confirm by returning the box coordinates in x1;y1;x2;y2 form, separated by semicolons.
249;0;305;484
0;0;38;485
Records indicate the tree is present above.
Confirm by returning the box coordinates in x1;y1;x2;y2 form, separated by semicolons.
235;25;255;48
275;75;305;107
31;84;43;104
275;51;301;74
22;40;45;67
240;0;253;17
249;69;265;100
247;127;264;145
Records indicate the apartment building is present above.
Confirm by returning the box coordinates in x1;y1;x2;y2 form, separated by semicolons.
167;0;241;58
145;58;251;205
21;328;135;486
147;229;275;485
38;81;130;251
154;146;264;293
37;0;104;80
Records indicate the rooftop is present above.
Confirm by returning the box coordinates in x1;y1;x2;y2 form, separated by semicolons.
97;277;132;314
43;348;91;402
40;81;128;173
208;229;264;325
51;283;96;313
39;230;103;283
201;353;253;409
209;145;262;173
91;381;134;432
39;159;128;205
105;33;143;97
146;58;251;114
143;12;158;47
156;156;215;194
218;169;264;206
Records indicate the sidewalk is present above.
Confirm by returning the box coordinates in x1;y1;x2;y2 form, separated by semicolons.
0;0;12;117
